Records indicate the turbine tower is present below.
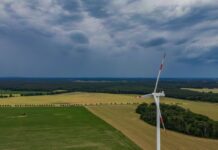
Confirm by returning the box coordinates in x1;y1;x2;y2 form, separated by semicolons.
140;53;166;150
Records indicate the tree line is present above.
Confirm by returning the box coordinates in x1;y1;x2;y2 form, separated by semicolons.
0;78;218;102
136;103;218;139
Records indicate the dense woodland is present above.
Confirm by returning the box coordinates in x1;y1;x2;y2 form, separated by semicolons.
136;103;218;139
0;78;218;102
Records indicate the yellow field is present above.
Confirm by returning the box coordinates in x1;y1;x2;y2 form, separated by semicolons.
0;92;217;120
182;88;218;93
87;105;218;150
0;92;144;105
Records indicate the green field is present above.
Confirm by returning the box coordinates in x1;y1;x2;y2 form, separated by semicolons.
0;107;140;150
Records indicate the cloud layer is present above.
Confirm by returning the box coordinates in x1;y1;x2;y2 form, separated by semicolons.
0;0;218;77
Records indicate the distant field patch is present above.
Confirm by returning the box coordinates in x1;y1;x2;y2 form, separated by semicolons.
0;107;140;150
87;105;218;150
182;88;218;93
0;89;68;98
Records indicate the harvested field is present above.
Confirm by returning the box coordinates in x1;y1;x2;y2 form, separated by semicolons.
87;105;218;150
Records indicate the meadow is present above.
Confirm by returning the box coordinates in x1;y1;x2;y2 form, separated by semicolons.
0;107;140;150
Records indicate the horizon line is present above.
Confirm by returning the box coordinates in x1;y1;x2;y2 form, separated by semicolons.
0;77;217;79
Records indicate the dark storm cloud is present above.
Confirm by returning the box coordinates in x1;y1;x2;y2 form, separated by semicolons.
141;38;168;48
0;0;218;77
0;26;52;52
81;0;110;18
162;5;218;30
178;47;218;64
174;39;189;45
56;0;84;23
58;0;80;12
70;32;89;44
57;13;84;24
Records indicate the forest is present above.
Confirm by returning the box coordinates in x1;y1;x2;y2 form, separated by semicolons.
0;78;218;102
136;103;218;139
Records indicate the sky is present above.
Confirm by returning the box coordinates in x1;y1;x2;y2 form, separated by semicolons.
0;0;218;78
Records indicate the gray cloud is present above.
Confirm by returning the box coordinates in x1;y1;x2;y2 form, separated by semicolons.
70;32;89;44
0;0;218;77
141;37;168;48
81;0;110;18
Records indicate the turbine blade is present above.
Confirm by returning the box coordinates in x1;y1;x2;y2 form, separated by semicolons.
154;53;166;93
158;107;166;131
140;94;153;98
153;95;166;131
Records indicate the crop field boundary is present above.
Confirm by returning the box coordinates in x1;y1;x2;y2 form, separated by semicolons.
0;103;142;108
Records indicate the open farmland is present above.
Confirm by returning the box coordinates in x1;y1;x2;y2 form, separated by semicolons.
0;92;218;120
0;107;140;150
0;92;218;149
87;105;218;150
0;92;144;106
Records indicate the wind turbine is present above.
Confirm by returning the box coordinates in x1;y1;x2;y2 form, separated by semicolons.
140;53;166;150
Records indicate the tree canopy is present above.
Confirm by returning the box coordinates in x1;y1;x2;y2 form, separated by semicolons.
136;103;218;139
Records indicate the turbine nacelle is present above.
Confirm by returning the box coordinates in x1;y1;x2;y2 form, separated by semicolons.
152;91;165;97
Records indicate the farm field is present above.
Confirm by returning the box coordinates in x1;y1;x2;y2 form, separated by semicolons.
0;90;48;96
182;88;218;93
0;107;140;150
0;92;144;105
0;92;218;120
0;92;218;149
87;105;218;150
0;90;68;98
